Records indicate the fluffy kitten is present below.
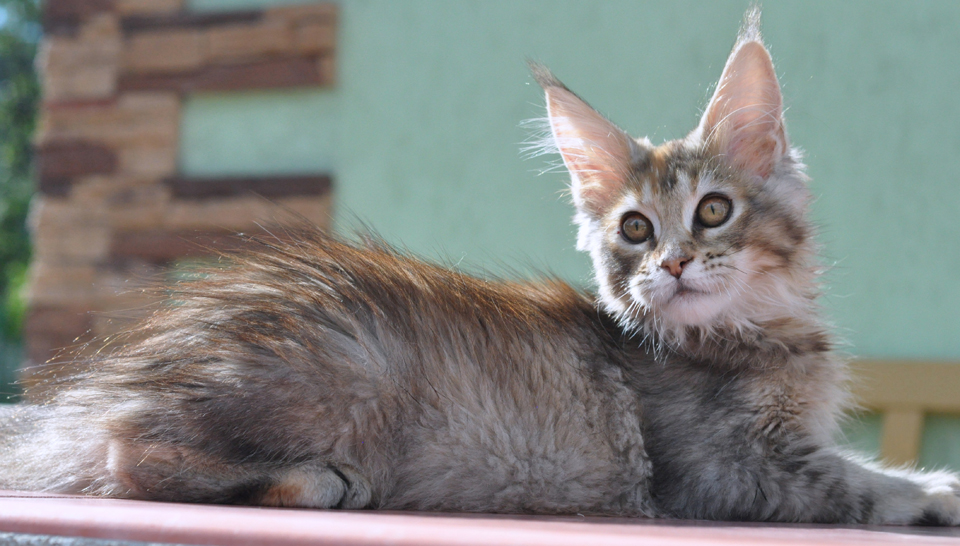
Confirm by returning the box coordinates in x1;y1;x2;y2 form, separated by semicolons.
2;10;959;524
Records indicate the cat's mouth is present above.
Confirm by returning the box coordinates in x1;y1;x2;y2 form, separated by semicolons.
669;282;707;300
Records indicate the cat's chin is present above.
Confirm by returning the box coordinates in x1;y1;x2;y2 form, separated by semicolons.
640;287;731;330
616;284;730;333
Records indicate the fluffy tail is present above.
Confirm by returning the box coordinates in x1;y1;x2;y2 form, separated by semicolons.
0;403;113;494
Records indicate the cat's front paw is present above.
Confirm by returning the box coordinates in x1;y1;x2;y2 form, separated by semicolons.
913;494;960;526
910;471;960;526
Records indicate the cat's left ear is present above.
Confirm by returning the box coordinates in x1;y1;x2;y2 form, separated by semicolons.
698;23;788;180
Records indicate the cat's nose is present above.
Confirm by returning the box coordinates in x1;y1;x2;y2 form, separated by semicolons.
661;256;693;279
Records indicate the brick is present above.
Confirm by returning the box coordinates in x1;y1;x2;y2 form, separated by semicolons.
163;194;333;232
21;304;97;399
36;92;180;148
95;261;164;302
81;12;122;41
89;264;165;338
206;21;294;62
121;10;261;33
45;0;115;21
39;15;121;102
114;0;183;16
194;57;326;90
275;195;334;228
109;199;332;263
30;196;111;261
70;174;161;203
44;0;114;34
37;178;73;197
36;140;117;195
265;4;337;25
117;144;178;178
23;304;94;354
110;230;253;263
165;175;332;200
66;176;171;231
41;31;118;72
42;64;119;103
69;177;171;231
29;196;106;233
24;305;94;340
104;196;171;232
118;57;327;93
295;21;336;53
32;222;112;263
26;261;100;307
123;29;207;73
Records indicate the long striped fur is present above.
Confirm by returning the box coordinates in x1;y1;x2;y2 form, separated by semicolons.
2;9;958;524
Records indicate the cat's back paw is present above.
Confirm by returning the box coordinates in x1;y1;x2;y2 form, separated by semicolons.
257;463;372;509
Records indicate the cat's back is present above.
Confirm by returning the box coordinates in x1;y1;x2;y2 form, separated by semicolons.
251;233;649;513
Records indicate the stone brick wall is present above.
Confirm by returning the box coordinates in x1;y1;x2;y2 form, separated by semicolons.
25;0;337;396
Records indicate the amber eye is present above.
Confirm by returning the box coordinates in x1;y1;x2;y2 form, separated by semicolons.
620;212;654;244
696;195;732;228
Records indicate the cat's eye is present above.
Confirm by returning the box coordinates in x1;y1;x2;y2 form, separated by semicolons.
620;212;654;244
696;195;732;228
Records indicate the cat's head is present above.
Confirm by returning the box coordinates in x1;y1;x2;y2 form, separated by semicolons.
535;12;819;343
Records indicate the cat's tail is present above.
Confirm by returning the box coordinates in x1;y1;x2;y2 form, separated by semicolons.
0;402;115;494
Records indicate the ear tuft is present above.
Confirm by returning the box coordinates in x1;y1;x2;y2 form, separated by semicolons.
529;61;567;91
697;9;787;179
739;5;762;44
532;64;641;216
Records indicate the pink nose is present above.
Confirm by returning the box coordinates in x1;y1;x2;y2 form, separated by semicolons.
660;256;693;279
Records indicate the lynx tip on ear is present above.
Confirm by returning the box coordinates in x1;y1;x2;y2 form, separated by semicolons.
528;61;568;92
738;5;763;45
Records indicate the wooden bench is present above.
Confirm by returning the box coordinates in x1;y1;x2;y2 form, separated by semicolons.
851;360;960;466
1;491;959;545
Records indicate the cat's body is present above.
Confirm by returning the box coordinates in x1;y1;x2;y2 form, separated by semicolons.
3;10;960;525
1;236;651;514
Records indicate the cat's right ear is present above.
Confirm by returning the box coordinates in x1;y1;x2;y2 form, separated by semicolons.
532;64;640;217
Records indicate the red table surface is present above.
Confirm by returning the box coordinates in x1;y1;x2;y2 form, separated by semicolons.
1;490;959;546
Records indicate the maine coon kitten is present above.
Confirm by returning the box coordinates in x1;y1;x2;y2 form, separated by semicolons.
2;11;959;524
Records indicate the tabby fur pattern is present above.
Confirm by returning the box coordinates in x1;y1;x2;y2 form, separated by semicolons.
2;10;958;524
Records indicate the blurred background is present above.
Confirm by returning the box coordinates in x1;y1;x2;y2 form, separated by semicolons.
1;0;958;469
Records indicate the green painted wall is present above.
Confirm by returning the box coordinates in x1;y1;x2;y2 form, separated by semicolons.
181;89;338;176
181;1;960;465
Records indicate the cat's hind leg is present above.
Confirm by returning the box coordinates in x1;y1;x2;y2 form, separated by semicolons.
107;439;373;508
106;439;267;503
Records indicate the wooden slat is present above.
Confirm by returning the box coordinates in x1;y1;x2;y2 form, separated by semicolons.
850;360;960;413
879;408;924;465
851;360;960;465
